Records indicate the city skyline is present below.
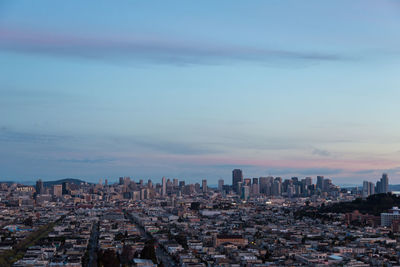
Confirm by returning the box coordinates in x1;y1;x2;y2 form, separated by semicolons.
1;1;400;183
6;171;395;190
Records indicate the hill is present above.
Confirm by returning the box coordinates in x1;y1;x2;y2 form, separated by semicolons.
320;193;400;216
43;178;88;187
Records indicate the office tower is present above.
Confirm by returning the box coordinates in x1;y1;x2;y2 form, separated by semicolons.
323;179;332;192
305;177;312;186
282;179;293;193
381;173;389;193
195;183;201;192
162;177;166;196
173;178;178;187
218;179;224;191
252;178;259;196
287;184;295;197
36;179;44;195
53;184;62;197
317;176;324;190
241;185;250;200
272;178;282;196
104;179;108;186
232;169;243;194
259;176;273;195
119;177;124;185
243;178;251;186
362;181;370;197
202;179;208;193
179;181;185;188
148;179;153;188
62;182;70;195
369;182;375;195
376;180;382;194
237;181;243;196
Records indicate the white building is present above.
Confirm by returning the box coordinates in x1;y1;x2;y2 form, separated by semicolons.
381;206;400;227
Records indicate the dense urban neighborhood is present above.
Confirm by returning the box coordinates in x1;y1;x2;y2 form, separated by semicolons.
0;171;399;266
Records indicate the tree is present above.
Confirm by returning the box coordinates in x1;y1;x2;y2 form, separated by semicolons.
23;217;33;227
190;202;200;210
98;249;120;267
140;240;157;264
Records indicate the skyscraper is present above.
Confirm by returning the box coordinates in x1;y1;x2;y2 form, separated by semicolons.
232;169;243;194
316;176;324;190
243;178;251;186
202;179;208;193
218;179;224;191
62;182;70;195
381;173;389;193
241;185;250;200
259;176;273;195
162;177;166;196
272;177;282;196
362;181;370;198
53;184;62;197
305;177;312;186
252;178;259;196
36;179;44;195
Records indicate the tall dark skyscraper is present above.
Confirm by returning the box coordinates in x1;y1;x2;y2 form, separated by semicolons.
202;179;208;193
381;173;389;193
232;169;243;194
35;179;44;195
316;176;324;190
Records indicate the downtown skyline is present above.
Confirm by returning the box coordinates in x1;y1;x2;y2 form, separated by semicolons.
1;1;400;183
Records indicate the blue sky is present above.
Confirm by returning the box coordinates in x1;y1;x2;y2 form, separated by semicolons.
1;0;400;184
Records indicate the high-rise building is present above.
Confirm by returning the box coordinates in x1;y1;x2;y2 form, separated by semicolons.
36;179;44;195
173;178;179;187
316;176;324;190
362;181;370;198
376;173;389;194
162;177;166;196
369;182;375;196
62;182;70;195
195;183;201;192
305;177;312;186
53;184;62;197
202;179;208;193
381;173;389;193
376;180;382;194
241;185;250;200
272;178;282;196
218;179;224;191
232;169;243;194
259;176;273;195
243;178;251;186
323;179;332;192
252;178;259;196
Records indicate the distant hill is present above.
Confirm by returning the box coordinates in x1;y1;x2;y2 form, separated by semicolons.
320;193;400;216
43;178;89;187
389;184;400;191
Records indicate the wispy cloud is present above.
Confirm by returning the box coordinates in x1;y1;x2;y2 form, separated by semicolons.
312;147;331;157
0;126;69;144
0;27;348;65
58;158;115;164
112;136;222;155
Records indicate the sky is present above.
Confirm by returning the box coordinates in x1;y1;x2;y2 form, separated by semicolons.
1;1;400;185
